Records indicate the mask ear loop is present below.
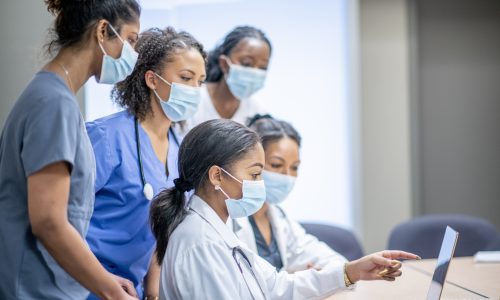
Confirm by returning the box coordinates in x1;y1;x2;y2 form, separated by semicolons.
215;184;231;200
220;168;242;184
98;22;126;56
215;167;242;199
154;72;172;86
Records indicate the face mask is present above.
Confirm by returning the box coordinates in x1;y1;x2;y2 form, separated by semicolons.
97;23;138;84
216;168;266;219
224;57;267;100
153;73;202;122
262;170;296;205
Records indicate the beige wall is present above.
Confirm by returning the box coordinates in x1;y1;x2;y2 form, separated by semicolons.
357;0;413;253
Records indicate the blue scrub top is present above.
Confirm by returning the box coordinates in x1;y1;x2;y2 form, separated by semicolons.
85;111;179;299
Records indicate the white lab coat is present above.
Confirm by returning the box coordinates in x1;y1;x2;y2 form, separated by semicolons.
183;85;267;133
160;195;352;300
232;205;348;273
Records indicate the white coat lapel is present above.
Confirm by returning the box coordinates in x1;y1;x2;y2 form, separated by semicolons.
268;205;288;270
232;217;259;254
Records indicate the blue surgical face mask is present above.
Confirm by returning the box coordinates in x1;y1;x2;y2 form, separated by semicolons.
97;23;138;84
216;168;266;219
224;57;267;100
262;170;296;205
153;73;202;122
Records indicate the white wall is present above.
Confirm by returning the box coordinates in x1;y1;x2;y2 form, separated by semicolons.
85;0;358;229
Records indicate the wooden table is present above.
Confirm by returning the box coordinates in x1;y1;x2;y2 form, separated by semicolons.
329;257;500;300
405;257;500;299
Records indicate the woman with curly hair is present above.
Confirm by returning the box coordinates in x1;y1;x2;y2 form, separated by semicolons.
0;0;141;299
85;27;206;299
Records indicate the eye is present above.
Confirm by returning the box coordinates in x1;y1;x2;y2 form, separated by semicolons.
181;76;192;82
251;173;261;180
270;163;282;169
291;166;299;172
127;37;138;45
198;80;205;86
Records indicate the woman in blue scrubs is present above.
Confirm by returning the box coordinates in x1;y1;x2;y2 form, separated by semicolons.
85;27;207;299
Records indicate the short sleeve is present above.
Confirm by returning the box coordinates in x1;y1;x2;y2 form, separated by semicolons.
21;97;80;176
86;121;115;192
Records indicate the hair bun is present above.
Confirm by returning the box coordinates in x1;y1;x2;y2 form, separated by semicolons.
45;0;93;15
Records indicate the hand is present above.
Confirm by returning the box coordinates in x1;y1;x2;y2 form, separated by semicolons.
306;262;322;271
111;274;138;298
346;250;421;283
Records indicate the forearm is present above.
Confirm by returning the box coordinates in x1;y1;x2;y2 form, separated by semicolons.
143;253;161;298
34;221;124;300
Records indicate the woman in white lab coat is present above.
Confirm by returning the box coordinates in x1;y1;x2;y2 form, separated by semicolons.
150;119;420;300
184;26;271;132
232;114;348;273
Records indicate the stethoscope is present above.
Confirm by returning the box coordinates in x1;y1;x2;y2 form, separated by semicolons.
232;247;267;300
134;118;179;201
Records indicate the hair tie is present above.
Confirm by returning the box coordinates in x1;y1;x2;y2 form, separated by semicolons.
173;178;193;192
247;114;273;127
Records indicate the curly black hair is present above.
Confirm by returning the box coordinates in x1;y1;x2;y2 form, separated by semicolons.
206;26;272;82
112;27;207;121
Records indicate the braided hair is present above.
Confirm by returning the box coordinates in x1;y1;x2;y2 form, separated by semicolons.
206;26;272;82
112;27;207;121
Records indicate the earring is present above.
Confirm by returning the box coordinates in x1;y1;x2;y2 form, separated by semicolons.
214;185;221;190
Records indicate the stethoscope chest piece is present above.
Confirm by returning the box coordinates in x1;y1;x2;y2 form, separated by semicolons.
143;183;154;201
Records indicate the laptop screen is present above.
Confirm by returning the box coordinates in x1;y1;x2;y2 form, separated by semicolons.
426;226;459;300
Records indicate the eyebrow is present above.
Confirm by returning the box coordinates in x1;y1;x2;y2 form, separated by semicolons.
179;69;207;79
269;156;285;162
248;162;264;168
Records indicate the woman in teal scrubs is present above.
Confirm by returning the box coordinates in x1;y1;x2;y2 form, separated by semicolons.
86;27;206;299
0;1;141;299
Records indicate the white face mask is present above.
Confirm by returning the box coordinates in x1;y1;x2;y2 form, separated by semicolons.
215;168;266;219
97;23;138;84
261;170;296;204
224;57;267;100
153;73;202;122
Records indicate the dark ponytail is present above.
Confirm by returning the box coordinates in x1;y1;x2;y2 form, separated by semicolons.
150;119;261;264
206;26;272;82
44;0;141;54
247;114;302;150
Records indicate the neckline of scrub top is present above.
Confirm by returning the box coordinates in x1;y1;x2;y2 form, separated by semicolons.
189;195;240;249
137;122;178;179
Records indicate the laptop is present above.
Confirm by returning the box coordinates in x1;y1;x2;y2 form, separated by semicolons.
426;226;459;300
